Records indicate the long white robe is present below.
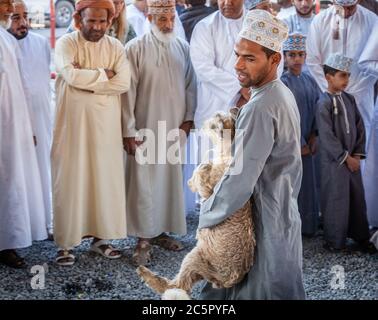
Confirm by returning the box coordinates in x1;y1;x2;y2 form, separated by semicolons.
0;27;47;251
18;32;53;231
306;5;377;139
190;10;245;129
283;12;314;35
53;32;130;249
123;30;197;238
276;5;296;20
127;3;146;36
359;20;378;228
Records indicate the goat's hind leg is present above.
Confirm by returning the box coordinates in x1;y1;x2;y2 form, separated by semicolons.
136;266;171;294
170;248;207;293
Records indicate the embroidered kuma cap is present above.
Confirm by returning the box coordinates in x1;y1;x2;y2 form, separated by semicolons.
324;53;354;73
238;9;289;53
245;0;270;10
282;33;306;52
147;0;176;15
334;0;358;6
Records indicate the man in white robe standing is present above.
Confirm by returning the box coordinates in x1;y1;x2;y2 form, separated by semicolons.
283;0;315;35
53;0;130;266
276;0;296;19
359;20;378;229
127;0;148;36
306;0;377;224
8;0;54;238
189;0;245;213
0;0;47;268
190;0;246;129
123;0;197;266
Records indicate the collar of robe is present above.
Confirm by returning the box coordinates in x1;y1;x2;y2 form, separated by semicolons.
251;78;280;98
220;8;246;45
327;90;342;96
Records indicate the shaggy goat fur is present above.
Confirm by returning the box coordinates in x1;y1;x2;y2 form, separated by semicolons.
136;112;255;299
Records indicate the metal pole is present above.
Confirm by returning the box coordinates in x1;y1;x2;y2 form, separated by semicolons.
50;0;56;49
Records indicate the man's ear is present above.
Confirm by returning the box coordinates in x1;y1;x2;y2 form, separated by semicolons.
147;14;153;23
73;14;83;30
271;52;281;66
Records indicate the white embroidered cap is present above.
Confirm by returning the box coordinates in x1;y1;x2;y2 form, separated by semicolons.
238;9;289;53
324;53;354;73
334;0;358;6
245;0;270;10
147;0;176;15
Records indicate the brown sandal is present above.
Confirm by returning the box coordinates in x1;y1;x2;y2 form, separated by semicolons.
0;249;26;269
56;250;75;266
150;233;184;251
132;241;152;266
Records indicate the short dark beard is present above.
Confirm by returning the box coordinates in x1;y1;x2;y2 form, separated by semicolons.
8;29;28;40
81;28;105;42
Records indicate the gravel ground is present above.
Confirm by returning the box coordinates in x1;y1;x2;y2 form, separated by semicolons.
0;212;377;300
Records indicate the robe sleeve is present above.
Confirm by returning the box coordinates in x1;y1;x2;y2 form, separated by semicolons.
311;77;322;135
122;41;139;138
358;21;378;78
190;22;241;103
316;98;348;165
184;45;197;122
55;36;130;95
44;38;51;73
198;104;275;229
0;47;3;90
351;96;366;159
306;17;328;92
280;76;307;147
15;42;36;135
91;42;131;96
128;15;145;36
